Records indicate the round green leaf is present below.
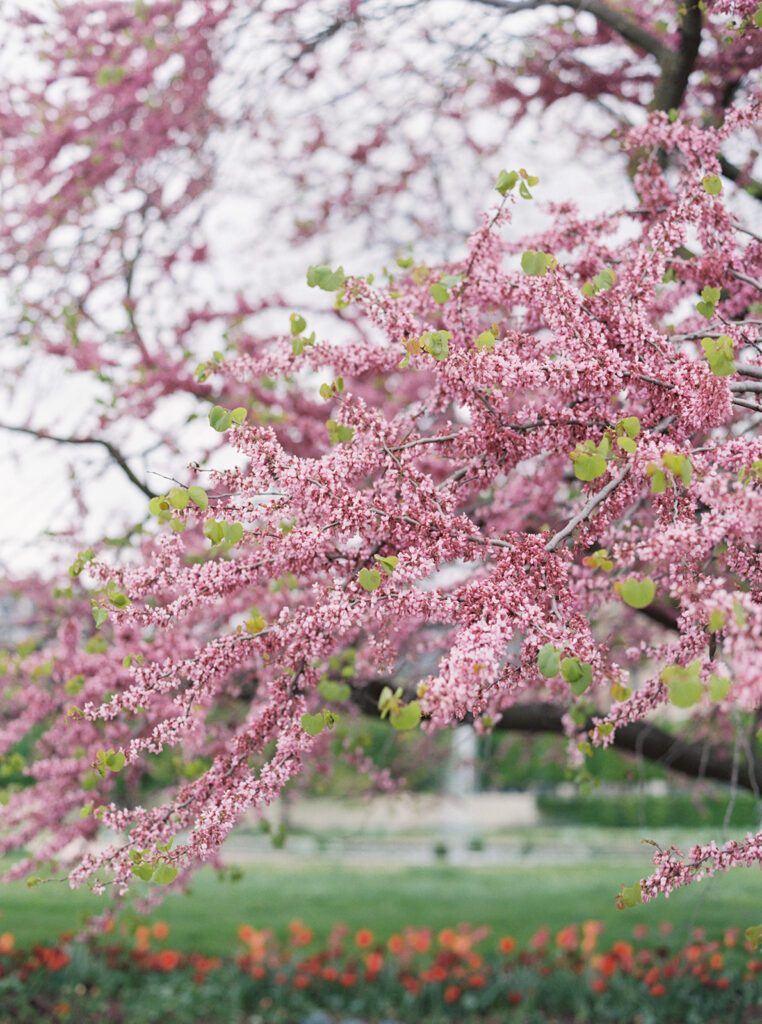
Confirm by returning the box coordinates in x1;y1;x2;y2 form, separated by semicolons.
561;657;582;683
209;406;233;431
187;486;208;511
153;862;178;885
702;174;722;195
616;578;656;609
168;488;189;510
662;661;702;707
537;643;560;678
573;452;607;481
290;313;307;335
223;522;244;545
391;701;422;731
358;568;381;592
708;674;731;702
203;519;224;544
301;712;325;736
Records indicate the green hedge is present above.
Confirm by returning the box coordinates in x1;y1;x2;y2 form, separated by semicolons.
538;790;761;829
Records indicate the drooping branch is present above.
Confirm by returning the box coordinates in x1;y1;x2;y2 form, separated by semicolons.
0;423;157;500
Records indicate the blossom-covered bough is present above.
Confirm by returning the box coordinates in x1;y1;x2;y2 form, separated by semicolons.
1;0;762;917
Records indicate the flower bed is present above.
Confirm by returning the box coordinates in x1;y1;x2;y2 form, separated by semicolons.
0;919;760;1023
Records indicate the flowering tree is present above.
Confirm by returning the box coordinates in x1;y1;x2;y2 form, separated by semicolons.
1;0;762;916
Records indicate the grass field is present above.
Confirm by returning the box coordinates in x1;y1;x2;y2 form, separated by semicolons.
1;855;760;955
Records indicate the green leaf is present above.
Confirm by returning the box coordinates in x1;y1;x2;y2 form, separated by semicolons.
649;469;667;493
80;803;93;818
132;862;154;881
495;169;518;194
65;675;84;695
209;406;233;432
562;658;593;695
619;416;640;438
187;486;208;511
317;679;351;702
561;657;583;683
707;608;725;633
396;256;415;269
106;751;126;772
521;250;551;276
593;268;616;291
168;488;189;510
223;522;243;545
702;335;735;376
615;578;656;609
708;674;731;702
153;862;178;885
572;451;608;481
327;419;355;444
702;174;722;195
358;568;381;592
617;436;637;454
374;554;399;574
307;264;346;292
231;407;247;425
319;383;333;401
391;700;422;731
662;660;702;707
420;330;451;361
581;281;595;297
696;300;714;319
702;286;722;303
755;2;762;27
621;881;642;909
430;282;450;303
290;313;307;336
203;519;224;544
610;684;631;702
476;330;495;350
301;712;325;736
148;496;164;515
537;643;560;678
92;605;108;629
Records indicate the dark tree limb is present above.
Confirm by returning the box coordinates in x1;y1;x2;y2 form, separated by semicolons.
651;0;702;112
470;0;671;63
353;680;762;794
719;155;762;202
0;423;157;499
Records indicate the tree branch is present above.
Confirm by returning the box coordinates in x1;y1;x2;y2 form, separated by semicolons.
353;681;762;794
0;423;157;499
651;0;702;112
469;0;671;63
493;702;762;793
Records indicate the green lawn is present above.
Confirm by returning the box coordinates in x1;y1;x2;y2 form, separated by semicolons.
1;857;759;955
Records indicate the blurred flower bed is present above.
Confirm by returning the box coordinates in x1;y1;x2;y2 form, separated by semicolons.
0;918;761;1023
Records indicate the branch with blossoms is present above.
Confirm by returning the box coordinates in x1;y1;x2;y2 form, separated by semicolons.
2;95;762;917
